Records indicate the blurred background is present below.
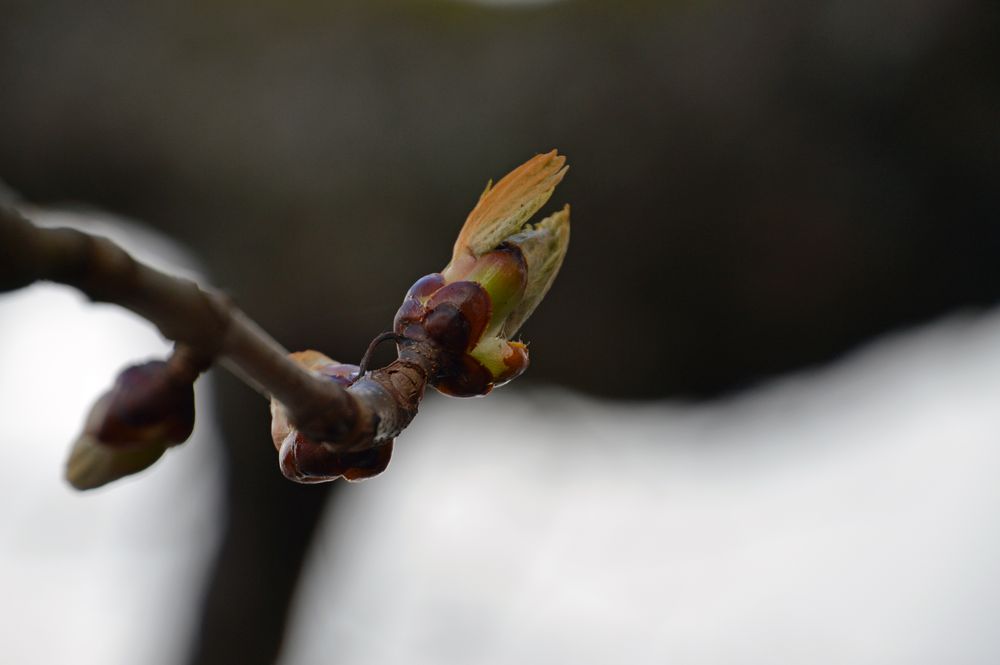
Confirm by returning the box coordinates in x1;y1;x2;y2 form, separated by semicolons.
1;0;999;662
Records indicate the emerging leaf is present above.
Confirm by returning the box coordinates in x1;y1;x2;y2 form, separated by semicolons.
394;151;571;397
448;150;567;269
499;204;570;339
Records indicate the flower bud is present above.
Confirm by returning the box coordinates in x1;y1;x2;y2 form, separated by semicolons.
279;431;393;483
65;360;197;490
392;151;570;397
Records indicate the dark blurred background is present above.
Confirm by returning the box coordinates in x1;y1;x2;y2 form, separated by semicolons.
1;0;998;663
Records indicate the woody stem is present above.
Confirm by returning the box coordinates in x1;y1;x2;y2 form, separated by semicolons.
0;205;423;449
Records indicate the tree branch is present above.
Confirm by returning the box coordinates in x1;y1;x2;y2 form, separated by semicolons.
0;150;569;488
0;205;425;448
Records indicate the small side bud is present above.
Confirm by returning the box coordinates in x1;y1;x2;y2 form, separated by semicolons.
93;361;195;448
279;432;393;483
271;350;389;483
65;360;197;490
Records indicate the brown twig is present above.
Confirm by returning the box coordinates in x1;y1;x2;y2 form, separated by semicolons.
356;331;404;380
0;205;429;451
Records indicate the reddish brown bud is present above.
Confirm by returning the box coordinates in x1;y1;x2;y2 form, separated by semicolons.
423;303;470;352
278;432;393;483
65;359;199;490
393;296;426;330
425;281;491;351
339;442;393;481
405;272;446;301
94;361;195;448
271;351;392;483
432;354;495;398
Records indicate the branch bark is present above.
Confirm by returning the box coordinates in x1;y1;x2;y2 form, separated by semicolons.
0;205;430;453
